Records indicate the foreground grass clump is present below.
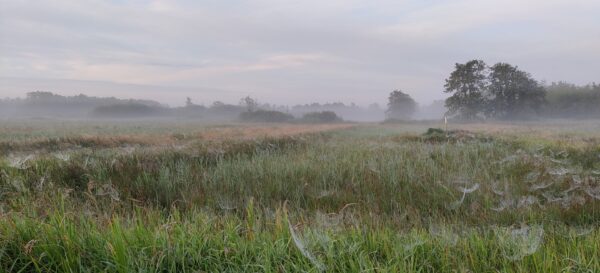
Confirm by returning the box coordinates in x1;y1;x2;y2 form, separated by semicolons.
2;207;599;273
0;202;600;272
0;121;599;272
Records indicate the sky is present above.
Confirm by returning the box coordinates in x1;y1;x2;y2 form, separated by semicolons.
1;0;599;106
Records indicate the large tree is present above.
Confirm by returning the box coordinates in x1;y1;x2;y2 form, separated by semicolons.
386;89;417;119
485;63;546;119
444;60;488;120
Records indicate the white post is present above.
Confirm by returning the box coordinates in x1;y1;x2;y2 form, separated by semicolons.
444;116;448;131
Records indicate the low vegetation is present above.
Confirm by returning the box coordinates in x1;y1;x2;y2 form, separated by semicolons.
239;110;295;123
0;121;598;272
299;111;343;123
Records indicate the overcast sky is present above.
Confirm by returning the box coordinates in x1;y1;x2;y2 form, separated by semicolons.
1;0;599;106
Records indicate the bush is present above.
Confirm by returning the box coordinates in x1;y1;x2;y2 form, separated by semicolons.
239;110;294;123
299;111;342;123
420;128;492;143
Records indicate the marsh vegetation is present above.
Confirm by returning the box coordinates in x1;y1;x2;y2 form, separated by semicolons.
0;121;598;272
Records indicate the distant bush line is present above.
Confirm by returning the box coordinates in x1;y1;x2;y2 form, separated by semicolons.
239;110;344;123
1;78;600;121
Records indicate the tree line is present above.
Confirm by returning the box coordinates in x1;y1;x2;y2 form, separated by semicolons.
385;60;599;121
0;92;350;122
1;62;598;121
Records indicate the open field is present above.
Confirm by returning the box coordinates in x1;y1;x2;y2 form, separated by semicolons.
0;121;599;272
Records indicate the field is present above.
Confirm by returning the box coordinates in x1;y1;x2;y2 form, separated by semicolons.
1;120;599;272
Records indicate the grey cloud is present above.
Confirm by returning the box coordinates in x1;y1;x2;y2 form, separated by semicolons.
1;0;599;106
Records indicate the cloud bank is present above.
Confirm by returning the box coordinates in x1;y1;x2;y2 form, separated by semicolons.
1;0;599;106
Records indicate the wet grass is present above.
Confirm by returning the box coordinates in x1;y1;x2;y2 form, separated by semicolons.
0;121;599;272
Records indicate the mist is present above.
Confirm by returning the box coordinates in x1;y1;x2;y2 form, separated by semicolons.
1;1;599;122
3;0;600;110
3;2;600;271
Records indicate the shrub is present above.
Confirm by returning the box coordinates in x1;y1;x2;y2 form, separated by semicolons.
299;111;342;123
239;110;295;123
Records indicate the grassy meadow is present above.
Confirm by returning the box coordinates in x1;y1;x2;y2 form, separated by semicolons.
0;120;599;272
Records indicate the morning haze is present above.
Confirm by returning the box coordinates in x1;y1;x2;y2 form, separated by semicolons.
1;2;600;272
1;0;599;109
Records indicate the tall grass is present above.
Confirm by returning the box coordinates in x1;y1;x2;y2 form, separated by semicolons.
0;122;598;272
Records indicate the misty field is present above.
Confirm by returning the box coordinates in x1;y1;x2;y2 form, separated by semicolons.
0;121;599;272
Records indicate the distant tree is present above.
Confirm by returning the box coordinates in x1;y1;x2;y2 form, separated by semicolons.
368;103;382;111
444;60;488;120
185;97;193;107
385;90;417;119
240;96;259;112
417;100;448;119
26;91;57;101
485;63;546;119
544;82;600;118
